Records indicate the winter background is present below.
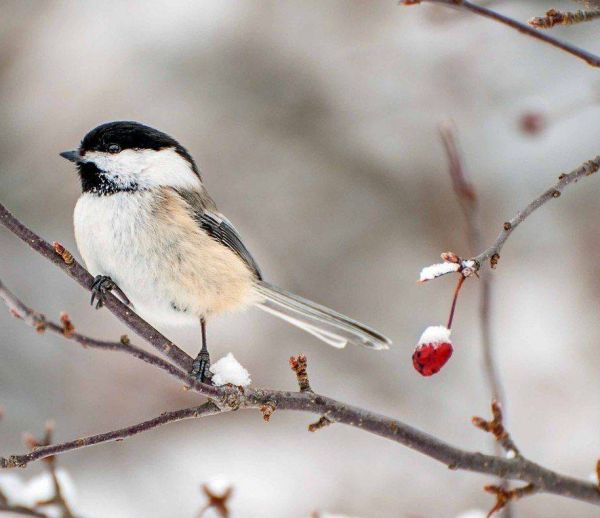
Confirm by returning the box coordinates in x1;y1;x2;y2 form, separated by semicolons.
1;1;600;516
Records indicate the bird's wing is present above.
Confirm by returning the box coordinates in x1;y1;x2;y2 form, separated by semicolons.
196;210;263;280
173;187;263;280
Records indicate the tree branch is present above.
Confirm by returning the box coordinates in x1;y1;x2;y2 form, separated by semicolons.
0;203;193;372
0;403;222;468
441;124;512;516
402;0;600;68
440;123;506;406
471;156;600;269
2;202;600;510
0;278;220;399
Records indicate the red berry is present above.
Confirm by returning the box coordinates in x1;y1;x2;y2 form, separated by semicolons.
412;341;453;376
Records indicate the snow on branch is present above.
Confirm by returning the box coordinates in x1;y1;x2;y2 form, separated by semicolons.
419;261;459;282
210;353;252;387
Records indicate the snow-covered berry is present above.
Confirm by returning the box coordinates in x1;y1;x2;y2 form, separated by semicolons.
412;326;453;376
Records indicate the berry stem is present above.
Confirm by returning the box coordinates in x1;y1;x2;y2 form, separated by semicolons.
446;275;466;330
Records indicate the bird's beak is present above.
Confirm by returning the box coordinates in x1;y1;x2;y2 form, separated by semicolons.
59;149;81;163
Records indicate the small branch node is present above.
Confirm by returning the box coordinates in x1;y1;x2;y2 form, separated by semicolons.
484;483;536;517
52;242;74;266
289;354;312;392
308;416;333;433
552;189;561;198
34;318;47;333
503;222;512;231
0;455;25;469
472;400;520;456
218;388;242;411
260;402;276;422
586;160;600;176
120;334;130;345
441;251;460;264
59;312;75;338
490;254;500;269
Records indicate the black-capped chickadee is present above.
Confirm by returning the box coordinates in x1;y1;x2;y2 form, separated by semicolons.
61;121;391;382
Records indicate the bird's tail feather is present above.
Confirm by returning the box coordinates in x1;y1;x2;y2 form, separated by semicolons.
254;281;391;350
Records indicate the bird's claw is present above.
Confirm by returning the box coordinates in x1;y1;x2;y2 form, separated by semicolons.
190;350;213;384
90;275;131;308
90;275;116;309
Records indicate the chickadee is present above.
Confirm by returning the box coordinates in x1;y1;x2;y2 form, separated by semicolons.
61;121;391;382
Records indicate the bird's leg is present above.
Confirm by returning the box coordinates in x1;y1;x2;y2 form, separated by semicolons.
191;318;213;383
90;275;130;309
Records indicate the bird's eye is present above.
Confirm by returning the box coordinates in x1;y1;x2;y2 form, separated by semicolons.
108;144;121;154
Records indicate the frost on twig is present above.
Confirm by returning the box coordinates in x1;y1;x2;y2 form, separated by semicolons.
418;253;477;283
209;353;251;387
419;261;460;282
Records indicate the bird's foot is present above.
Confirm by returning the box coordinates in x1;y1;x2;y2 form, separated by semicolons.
90;275;131;308
190;350;213;384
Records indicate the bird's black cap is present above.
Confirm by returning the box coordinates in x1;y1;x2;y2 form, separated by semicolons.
63;121;199;175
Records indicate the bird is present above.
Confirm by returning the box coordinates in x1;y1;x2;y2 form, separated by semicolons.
61;121;391;382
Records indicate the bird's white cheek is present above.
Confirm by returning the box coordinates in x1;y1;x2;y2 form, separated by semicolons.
83;150;146;188
83;148;200;190
139;148;201;190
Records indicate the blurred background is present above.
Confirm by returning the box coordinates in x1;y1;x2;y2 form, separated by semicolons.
1;1;600;516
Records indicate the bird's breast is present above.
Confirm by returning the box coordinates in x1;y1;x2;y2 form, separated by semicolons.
73;189;258;325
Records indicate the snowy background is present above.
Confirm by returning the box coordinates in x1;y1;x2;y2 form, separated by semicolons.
1;1;600;516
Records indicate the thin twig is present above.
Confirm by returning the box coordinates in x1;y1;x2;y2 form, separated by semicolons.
0;278;221;400
440;124;506;404
441;124;511;515
1;403;221;468
472;156;600;269
289;354;312;392
402;0;600;68
529;9;600;29
472;401;520;457
2;203;600;510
